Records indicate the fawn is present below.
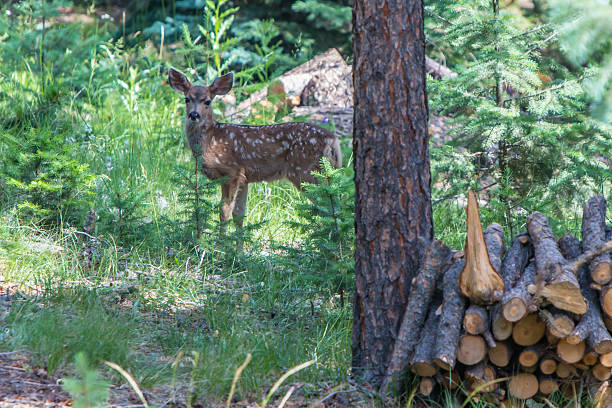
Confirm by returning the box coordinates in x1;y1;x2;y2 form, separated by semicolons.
168;68;342;239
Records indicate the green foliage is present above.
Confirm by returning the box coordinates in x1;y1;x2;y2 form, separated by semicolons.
549;0;612;123
428;0;612;235
289;158;354;305
62;352;110;408
5;289;136;374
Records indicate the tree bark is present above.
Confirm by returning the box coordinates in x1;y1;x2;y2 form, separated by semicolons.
352;0;432;387
432;254;467;370
582;195;612;284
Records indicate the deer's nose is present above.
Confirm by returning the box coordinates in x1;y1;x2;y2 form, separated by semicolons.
189;111;200;121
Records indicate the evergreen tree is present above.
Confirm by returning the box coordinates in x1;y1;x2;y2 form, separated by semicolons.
427;0;612;235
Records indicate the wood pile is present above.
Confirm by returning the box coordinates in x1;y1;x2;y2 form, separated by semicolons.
381;192;612;404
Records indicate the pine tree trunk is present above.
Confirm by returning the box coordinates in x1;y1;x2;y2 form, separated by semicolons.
352;0;432;387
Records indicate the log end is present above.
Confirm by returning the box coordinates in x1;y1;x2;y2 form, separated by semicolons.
540;282;588;315
592;263;612;285
595;340;612;355
411;362;437;377
508;373;538;400
456;335;487;366
502;299;527;323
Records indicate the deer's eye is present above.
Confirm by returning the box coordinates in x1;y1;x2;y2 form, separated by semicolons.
185;97;190;103
203;99;211;106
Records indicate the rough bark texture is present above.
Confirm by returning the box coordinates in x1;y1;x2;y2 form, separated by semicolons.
411;300;441;377
560;233;612;353
501;232;533;290
381;240;451;388
352;0;433;387
459;193;505;304
433;254;467;370
502;263;536;322
527;212;587;314
582;195;612;285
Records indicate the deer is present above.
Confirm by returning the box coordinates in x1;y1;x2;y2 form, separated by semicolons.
167;68;342;243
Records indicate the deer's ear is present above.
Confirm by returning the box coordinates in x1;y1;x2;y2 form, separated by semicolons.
168;68;191;93
210;73;233;96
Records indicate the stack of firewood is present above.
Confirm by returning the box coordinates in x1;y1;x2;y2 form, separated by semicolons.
382;192;612;405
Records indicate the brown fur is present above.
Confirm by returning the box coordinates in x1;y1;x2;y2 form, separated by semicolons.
168;68;342;236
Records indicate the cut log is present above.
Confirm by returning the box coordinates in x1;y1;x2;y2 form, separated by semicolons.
556;362;577;378
507;373;538;400
539;355;558;375
502;263;536;322
456;334;487;366
459;192;505;304
560;233;612;353
594;381;612;408
465;363;497;393
557;338;586;364
512;314;545;346
601;352;612;368
583;350;599;366
463;305;489;335
418;377;435;396
410;302;441;377
488;341;512;367
539;377;559;395
593;364;612;381
491;305;513;341
500;232;533;290
601;284;612;319
382;239;452;388
526;212;587;314
582;195;612;285
541;308;575;339
518;344;543;368
433;254;467;370
438;370;461;390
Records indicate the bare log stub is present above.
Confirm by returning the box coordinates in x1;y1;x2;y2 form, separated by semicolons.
411;301;441;377
502;263;536;322
491;305;513;341
433;254;467;370
456;334;487;366
542;308;575;339
518;344;543;368
488;341;512;367
583;350;599;366
508;373;538;400
583;195;612;285
593;364;612;382
501;232;533;289
527;212;587;314
439;370;462;390
459;191;505;304
556;362;577;379
419;377;435;396
600;352;612;368
557;339;586;364
512;313;545;346
539;355;557;375
560;233;612;353
382;239;452;388
539;377;559;395
465;363;497;393
464;305;489;335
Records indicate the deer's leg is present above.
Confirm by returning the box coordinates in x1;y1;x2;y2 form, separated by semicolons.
232;184;249;252
220;180;239;235
232;184;249;229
